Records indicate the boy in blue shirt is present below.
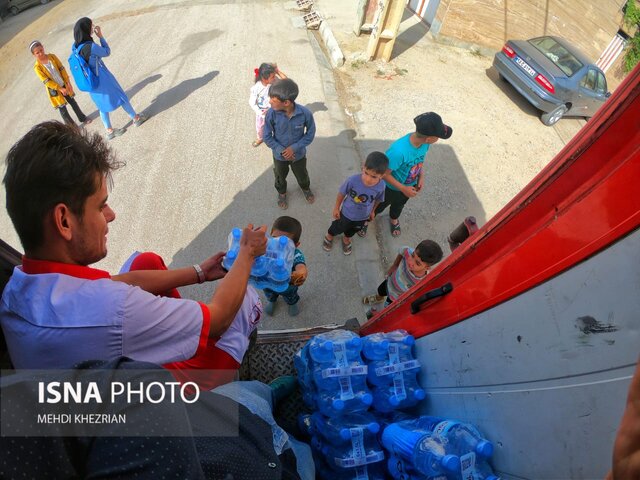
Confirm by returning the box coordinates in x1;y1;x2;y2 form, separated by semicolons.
263;79;316;210
361;112;452;238
264;216;308;317
323;152;388;255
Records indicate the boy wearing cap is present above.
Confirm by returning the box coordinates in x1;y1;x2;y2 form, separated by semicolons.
361;112;452;237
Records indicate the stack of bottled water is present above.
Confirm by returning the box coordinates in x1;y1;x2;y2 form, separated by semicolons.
295;330;386;479
381;416;500;480
222;228;294;292
362;330;426;413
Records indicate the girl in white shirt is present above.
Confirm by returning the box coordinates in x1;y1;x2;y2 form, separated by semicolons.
249;63;286;147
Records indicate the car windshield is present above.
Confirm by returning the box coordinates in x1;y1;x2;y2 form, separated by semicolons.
528;37;583;76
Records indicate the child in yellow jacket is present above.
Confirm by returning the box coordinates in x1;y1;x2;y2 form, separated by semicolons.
30;40;91;127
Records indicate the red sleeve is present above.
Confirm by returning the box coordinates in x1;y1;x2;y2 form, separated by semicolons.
193;302;211;357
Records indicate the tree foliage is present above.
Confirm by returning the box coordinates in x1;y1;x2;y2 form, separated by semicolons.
624;0;640;72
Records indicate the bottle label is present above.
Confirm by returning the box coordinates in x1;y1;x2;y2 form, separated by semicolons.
433;420;460;436
354;466;370;480
334;451;385;468
333;342;348;368
374;360;420;376
338;376;355;400
392;372;407;401
388;343;400;364
322;365;368;378
460;452;476;480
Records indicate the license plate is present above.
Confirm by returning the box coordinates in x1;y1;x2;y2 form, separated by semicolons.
515;56;536;77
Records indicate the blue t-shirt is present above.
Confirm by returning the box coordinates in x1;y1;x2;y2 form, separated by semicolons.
385;133;429;191
339;174;386;221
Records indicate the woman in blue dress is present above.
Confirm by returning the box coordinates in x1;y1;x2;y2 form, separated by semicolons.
73;17;147;140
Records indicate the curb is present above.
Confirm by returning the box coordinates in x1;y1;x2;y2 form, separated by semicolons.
318;16;345;68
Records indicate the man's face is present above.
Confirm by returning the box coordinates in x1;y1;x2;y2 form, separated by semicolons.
70;175;116;265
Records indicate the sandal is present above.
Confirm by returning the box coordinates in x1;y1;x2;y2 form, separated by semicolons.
302;189;315;204
342;240;352;256
362;294;386;305
322;236;333;251
277;193;288;210
133;114;147;127
390;220;401;237
106;127;126;140
357;223;368;238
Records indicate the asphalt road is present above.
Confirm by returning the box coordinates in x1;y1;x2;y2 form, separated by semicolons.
0;0;377;329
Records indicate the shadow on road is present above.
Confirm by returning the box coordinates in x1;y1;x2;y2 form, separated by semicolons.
391;8;430;60
143;71;219;118
305;102;328;114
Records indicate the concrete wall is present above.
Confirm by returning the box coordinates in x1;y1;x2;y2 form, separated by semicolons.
430;0;629;87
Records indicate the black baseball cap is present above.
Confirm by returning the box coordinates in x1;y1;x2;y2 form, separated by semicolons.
414;112;453;139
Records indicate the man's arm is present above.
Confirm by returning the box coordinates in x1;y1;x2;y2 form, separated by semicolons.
112;252;227;295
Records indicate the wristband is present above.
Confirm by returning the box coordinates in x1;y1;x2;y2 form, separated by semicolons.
193;264;205;284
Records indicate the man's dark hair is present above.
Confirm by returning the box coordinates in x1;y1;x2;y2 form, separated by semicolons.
269;78;299;103
415;239;443;265
364;151;389;174
3;121;124;252
272;216;302;244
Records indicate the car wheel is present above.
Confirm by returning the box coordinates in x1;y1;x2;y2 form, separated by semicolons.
541;105;568;126
10;6;19;15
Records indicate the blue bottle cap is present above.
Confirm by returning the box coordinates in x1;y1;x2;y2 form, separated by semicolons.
361;393;373;405
332;399;345;410
381;424;423;458
442;454;461;472
226;251;237;261
278;236;288;246
380;339;390;350
368;422;380;434
414;388;426;400
232;228;242;238
476;440;494;458
403;335;415;346
349;337;362;348
322;340;333;352
339;428;351;441
389;395;401;406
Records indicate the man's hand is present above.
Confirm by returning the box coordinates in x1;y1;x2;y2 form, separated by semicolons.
401;185;418;198
282;147;295;161
59;86;68;96
416;176;425;192
93;25;103;38
240;224;267;258
332;207;341;220
200;252;227;281
369;211;376;222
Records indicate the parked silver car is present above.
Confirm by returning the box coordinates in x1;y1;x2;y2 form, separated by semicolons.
493;36;610;126
8;0;50;16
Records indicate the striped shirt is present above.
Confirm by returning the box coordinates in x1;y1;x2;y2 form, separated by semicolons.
387;247;428;301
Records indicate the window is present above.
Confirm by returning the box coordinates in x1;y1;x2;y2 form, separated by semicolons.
529;36;584;76
596;72;607;94
580;69;597;91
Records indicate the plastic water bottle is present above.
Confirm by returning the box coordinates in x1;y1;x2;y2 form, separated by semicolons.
382;423;461;478
362;330;415;361
222;228;242;270
316;389;373;417
371;375;426;413
411;417;494;459
262;236;294;291
316;435;385;471
311;412;380;446
308;330;363;364
387;454;447;480
367;357;421;387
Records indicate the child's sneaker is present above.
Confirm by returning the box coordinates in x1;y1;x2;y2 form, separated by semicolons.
288;303;300;316
264;300;277;316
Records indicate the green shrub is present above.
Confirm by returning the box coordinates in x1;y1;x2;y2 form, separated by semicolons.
624;0;640;72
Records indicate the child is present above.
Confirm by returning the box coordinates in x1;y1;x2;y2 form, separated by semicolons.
364;112;453;238
363;240;444;314
249;63;287;147
30;40;91;127
264;216;308;317
263;78;316;209
323;152;388;255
